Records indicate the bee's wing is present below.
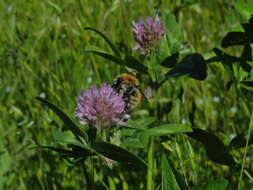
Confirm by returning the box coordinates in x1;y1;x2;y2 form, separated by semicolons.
142;86;153;101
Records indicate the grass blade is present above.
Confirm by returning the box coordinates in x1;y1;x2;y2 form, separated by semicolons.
84;27;120;56
36;97;88;144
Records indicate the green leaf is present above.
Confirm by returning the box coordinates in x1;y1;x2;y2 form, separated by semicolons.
156;34;171;65
159;52;179;68
126;117;156;130
124;55;149;74
250;15;253;25
36;97;88;144
38;145;91;160
37;146;73;157
121;137;146;148
187;128;237;166
84;27;120;56
203;179;228;190
122;129;150;148
108;176;116;190
232;62;249;82
241;44;252;61
234;2;253;21
161;155;181;190
86;50;124;65
139;124;192;137
52;129;91;150
93;141;146;167
165;54;207;80
86;51;149;74
239;61;251;73
213;48;240;62
243;21;253;36
229;133;253;150
164;13;182;53
221;16;253;48
221;32;249;48
121;128;136;136
239;81;253;91
213;48;239;73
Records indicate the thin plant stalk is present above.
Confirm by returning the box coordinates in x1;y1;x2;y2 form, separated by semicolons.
147;138;154;190
237;112;253;190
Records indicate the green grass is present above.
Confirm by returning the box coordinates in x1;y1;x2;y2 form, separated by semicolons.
0;0;253;189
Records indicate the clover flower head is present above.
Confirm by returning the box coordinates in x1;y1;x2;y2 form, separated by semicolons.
132;15;165;54
75;83;128;128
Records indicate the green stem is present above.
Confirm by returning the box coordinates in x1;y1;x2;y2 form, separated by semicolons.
83;161;93;190
147;138;154;190
205;56;220;63
237;112;253;190
157;77;168;90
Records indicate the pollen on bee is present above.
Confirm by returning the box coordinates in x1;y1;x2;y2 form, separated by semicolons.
118;74;139;86
112;73;142;112
132;92;142;107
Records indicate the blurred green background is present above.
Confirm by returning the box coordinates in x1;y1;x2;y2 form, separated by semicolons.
0;0;253;189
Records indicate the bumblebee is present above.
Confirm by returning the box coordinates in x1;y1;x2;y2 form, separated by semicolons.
111;74;142;112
